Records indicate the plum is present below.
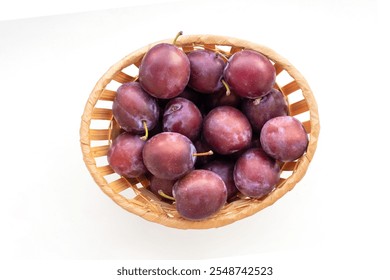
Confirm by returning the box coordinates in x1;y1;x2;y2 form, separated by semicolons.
187;49;225;93
223;50;275;99
112;82;159;135
107;132;147;178
142;132;196;180
202;106;252;155
173;170;227;220
242;88;288;133
260;116;308;162
139;43;190;99
234;148;280;198
163;97;203;141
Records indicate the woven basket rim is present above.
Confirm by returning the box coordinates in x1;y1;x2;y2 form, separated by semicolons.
80;34;320;229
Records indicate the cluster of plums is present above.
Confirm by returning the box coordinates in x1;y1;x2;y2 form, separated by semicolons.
107;34;308;221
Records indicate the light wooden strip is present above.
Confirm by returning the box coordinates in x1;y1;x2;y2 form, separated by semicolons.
113;71;135;84
109;178;130;193
91;108;112;120
134;59;142;68
97;165;114;176
137;174;150;188
230;46;243;54
273;62;284;75
203;44;216;50
302;120;311;133
281;80;300;95
100;89;116;101
110;120;121;141
289;99;309;115
126;177;139;186
90;129;110;140
91;145;109;157
182;45;194;53
281;161;298;171
277;177;286;187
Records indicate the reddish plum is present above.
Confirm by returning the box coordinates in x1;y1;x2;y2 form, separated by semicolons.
234;148;280;198
173;170;227;220
202;106;252;155
223;50;275;99
242;88;288;133
163;97;203;141
142;132;196;180
107;132;147;178
139;43;190;99
260;116;308;162
187;49;225;93
112;82;159;134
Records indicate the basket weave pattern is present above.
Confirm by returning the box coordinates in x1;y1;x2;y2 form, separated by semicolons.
80;35;320;229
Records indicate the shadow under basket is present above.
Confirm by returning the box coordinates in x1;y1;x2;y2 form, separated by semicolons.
80;34;320;229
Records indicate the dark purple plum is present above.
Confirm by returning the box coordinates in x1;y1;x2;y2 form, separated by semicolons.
205;87;241;110
242;88;288;133
142;132;196;180
202;106;252;155
112;82;159;134
187;49;226;93
148;116;163;138
203;160;238;200
223;50;275;99
139;43;190;99
149;175;176;199
173;169;227;220
163;97;203;141
234;148;280;198
178;87;205;108
194;138;215;167
260;116;308;162
107;132;147;178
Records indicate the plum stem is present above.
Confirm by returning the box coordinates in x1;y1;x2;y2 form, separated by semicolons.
158;190;175;201
140;120;149;141
253;97;262;105
193;150;214;157
221;79;231;96
173;31;183;45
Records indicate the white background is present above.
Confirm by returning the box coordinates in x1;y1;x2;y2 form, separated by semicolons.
0;0;388;279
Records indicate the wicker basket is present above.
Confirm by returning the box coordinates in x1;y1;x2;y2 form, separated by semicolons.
80;34;320;229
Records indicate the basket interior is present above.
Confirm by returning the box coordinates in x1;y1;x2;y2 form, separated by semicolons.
80;36;318;229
